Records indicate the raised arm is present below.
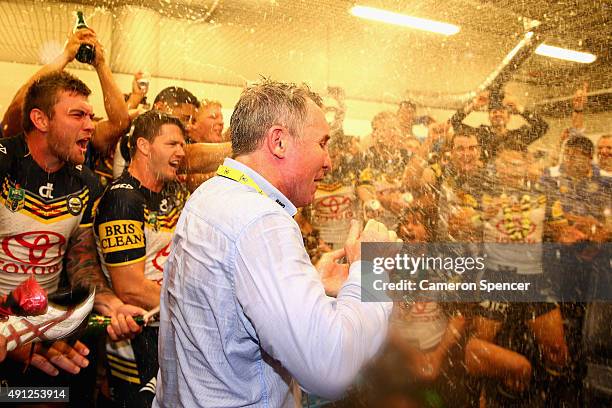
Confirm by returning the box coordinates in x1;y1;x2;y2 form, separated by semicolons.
125;72;148;110
570;82;588;130
450;91;489;132
233;215;392;399
181;142;232;173
1;29;94;137
89;36;130;155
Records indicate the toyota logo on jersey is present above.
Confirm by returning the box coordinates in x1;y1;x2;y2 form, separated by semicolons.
0;231;66;275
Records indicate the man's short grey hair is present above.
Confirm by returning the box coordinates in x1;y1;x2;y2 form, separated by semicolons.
230;79;323;155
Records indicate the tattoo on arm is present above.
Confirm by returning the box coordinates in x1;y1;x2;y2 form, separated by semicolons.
65;226;113;296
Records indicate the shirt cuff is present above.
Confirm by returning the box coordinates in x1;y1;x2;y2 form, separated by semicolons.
346;260;365;284
344;261;393;305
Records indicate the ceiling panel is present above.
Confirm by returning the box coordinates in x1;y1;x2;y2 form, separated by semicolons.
0;0;607;105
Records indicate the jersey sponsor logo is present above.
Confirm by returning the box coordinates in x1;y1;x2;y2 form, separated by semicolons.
314;195;354;221
147;211;159;231
110;183;134;191
67;195;83;215
2;181;89;222
144;208;180;232
38;183;54;199
0;231;66;275
159;199;168;214
5;186;25;212
99;220;145;254
152;242;172;272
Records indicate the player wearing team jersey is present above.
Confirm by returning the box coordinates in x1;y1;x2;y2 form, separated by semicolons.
1;27;129;188
0;72;142;399
95;110;187;407
465;146;575;408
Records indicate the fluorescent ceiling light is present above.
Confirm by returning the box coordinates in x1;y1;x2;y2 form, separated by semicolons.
535;44;596;63
350;5;460;36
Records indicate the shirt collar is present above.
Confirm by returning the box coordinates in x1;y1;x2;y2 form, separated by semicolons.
221;158;297;217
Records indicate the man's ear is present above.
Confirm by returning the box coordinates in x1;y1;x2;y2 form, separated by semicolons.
29;109;49;132
136;137;151;157
265;126;289;159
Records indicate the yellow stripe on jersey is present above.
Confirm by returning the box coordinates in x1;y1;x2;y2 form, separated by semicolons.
108;361;140;375
1;180;90;223
143;208;180;232
105;255;147;267
107;353;138;368
110;369;141;384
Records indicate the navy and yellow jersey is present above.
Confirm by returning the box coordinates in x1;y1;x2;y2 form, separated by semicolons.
94;171;187;285
0;134;103;294
95;171;186;384
541;165;611;222
450;108;549;162
480;181;566;245
434;167;490;242
478;181;567;275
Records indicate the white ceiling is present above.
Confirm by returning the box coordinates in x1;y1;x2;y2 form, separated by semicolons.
0;0;608;106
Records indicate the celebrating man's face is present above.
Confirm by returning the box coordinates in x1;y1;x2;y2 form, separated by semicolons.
282;100;332;208
451;135;481;174
47;91;95;166
597;136;612;171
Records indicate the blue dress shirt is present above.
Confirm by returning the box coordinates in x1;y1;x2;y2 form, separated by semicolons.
153;158;392;408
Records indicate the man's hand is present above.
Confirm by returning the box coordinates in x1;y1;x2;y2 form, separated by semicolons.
503;97;523;115
428;121;451;143
316;248;349;297
8;340;89;376
409;349;444;382
106;303;146;342
94;294;145;341
472;91;489;110
131;71;148;97
377;190;413;216
503;354;532;393
344;219;401;265
566;213;602;237
63;28;96;63
555;224;587;244
448;206;480;241
91;35;106;69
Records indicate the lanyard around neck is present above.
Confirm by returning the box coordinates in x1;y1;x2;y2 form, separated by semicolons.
216;164;267;197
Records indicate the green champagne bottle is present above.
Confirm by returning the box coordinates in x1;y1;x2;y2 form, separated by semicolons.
87;314;146;329
74;11;96;65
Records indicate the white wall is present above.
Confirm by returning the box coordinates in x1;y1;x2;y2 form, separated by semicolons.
0;60;398;138
1;60;608;144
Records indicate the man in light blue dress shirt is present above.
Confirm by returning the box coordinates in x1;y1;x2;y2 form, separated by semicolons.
154;80;396;407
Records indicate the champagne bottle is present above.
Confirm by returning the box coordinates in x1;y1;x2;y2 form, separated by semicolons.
87;314;146;329
74;11;96;65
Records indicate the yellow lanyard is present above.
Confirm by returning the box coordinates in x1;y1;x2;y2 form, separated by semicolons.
216;164;267;197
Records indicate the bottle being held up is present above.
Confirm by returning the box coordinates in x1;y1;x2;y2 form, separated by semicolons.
74;11;95;64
